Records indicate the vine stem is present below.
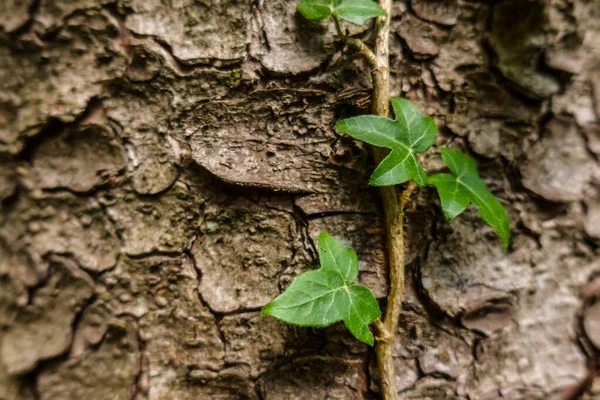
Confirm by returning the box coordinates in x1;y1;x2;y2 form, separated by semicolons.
371;2;411;399
336;1;411;398
333;16;378;66
334;1;411;397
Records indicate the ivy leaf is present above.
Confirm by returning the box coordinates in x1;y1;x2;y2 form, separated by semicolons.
333;0;387;25
261;232;381;345
297;0;386;25
335;97;437;187
297;0;333;21
428;148;511;247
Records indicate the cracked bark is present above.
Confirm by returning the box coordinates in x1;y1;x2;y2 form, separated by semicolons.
1;0;600;399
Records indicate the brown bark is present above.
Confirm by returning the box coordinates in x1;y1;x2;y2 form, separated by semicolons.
1;0;600;399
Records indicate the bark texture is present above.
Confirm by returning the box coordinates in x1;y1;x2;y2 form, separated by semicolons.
1;0;600;399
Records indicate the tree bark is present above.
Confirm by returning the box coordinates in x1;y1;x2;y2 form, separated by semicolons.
1;0;599;399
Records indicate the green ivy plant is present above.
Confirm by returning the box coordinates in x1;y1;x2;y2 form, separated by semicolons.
336;98;510;247
263;98;510;343
261;0;511;394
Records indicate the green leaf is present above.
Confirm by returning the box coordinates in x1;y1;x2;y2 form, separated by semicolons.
296;0;386;25
297;0;333;21
335;97;437;187
261;232;381;345
333;0;387;25
428;148;511;247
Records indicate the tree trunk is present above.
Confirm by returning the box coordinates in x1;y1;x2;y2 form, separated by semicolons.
1;0;599;399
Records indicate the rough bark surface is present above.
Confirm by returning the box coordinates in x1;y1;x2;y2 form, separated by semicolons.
1;0;600;399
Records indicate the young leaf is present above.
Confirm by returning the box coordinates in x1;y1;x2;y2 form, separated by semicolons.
335;97;437;187
297;0;333;21
333;0;387;25
428;148;511;247
296;0;386;25
261;232;381;345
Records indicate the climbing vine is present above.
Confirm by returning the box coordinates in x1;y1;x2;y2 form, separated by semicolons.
261;1;510;398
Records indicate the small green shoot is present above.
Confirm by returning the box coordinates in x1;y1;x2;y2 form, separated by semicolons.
428;148;511;247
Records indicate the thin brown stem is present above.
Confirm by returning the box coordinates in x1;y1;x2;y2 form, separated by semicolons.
335;4;411;398
333;16;378;69
370;1;409;399
333;14;344;37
